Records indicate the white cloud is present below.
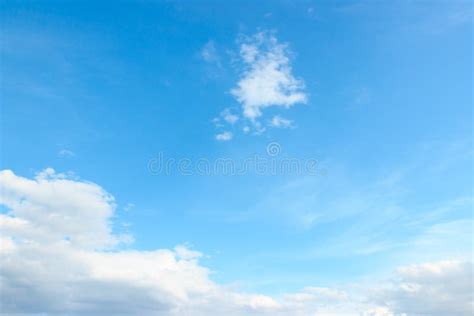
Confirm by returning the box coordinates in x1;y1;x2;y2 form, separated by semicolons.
270;115;294;128
0;168;121;249
0;169;471;315
221;108;239;124
0;169;281;315
384;260;474;315
283;286;349;310
215;131;233;141
231;32;307;121
58;149;75;157
281;260;474;316
213;108;239;128
373;260;474;315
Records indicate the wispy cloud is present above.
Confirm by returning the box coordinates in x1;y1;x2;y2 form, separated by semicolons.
213;109;239;141
221;108;239;125
58;149;75;158
213;108;239;126
215;131;233;141
201;40;220;66
270;115;294;128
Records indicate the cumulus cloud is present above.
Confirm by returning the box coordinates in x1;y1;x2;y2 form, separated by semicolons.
215;131;233;141
0;169;471;316
272;279;473;316
0;168;121;249
231;32;307;121
212;32;305;137
374;260;474;315
0;169;282;315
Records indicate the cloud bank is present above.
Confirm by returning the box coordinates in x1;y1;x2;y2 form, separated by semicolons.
0;169;279;315
0;169;471;315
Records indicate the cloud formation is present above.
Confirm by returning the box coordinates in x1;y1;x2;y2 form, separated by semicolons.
220;108;239;125
270;115;294;128
231;32;307;121
215;131;233;141
0;169;471;315
0;168;122;249
0;169;280;315
58;149;75;157
375;260;474;315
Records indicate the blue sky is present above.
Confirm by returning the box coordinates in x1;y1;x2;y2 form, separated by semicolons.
0;1;473;315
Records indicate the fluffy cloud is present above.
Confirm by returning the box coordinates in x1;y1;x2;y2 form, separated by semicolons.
212;32;306;138
0;169;280;315
373;260;474;315
212;109;239;141
0;168;121;249
231;32;307;121
0;169;471;315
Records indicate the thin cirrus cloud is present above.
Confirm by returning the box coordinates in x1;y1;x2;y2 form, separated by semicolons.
0;169;472;315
